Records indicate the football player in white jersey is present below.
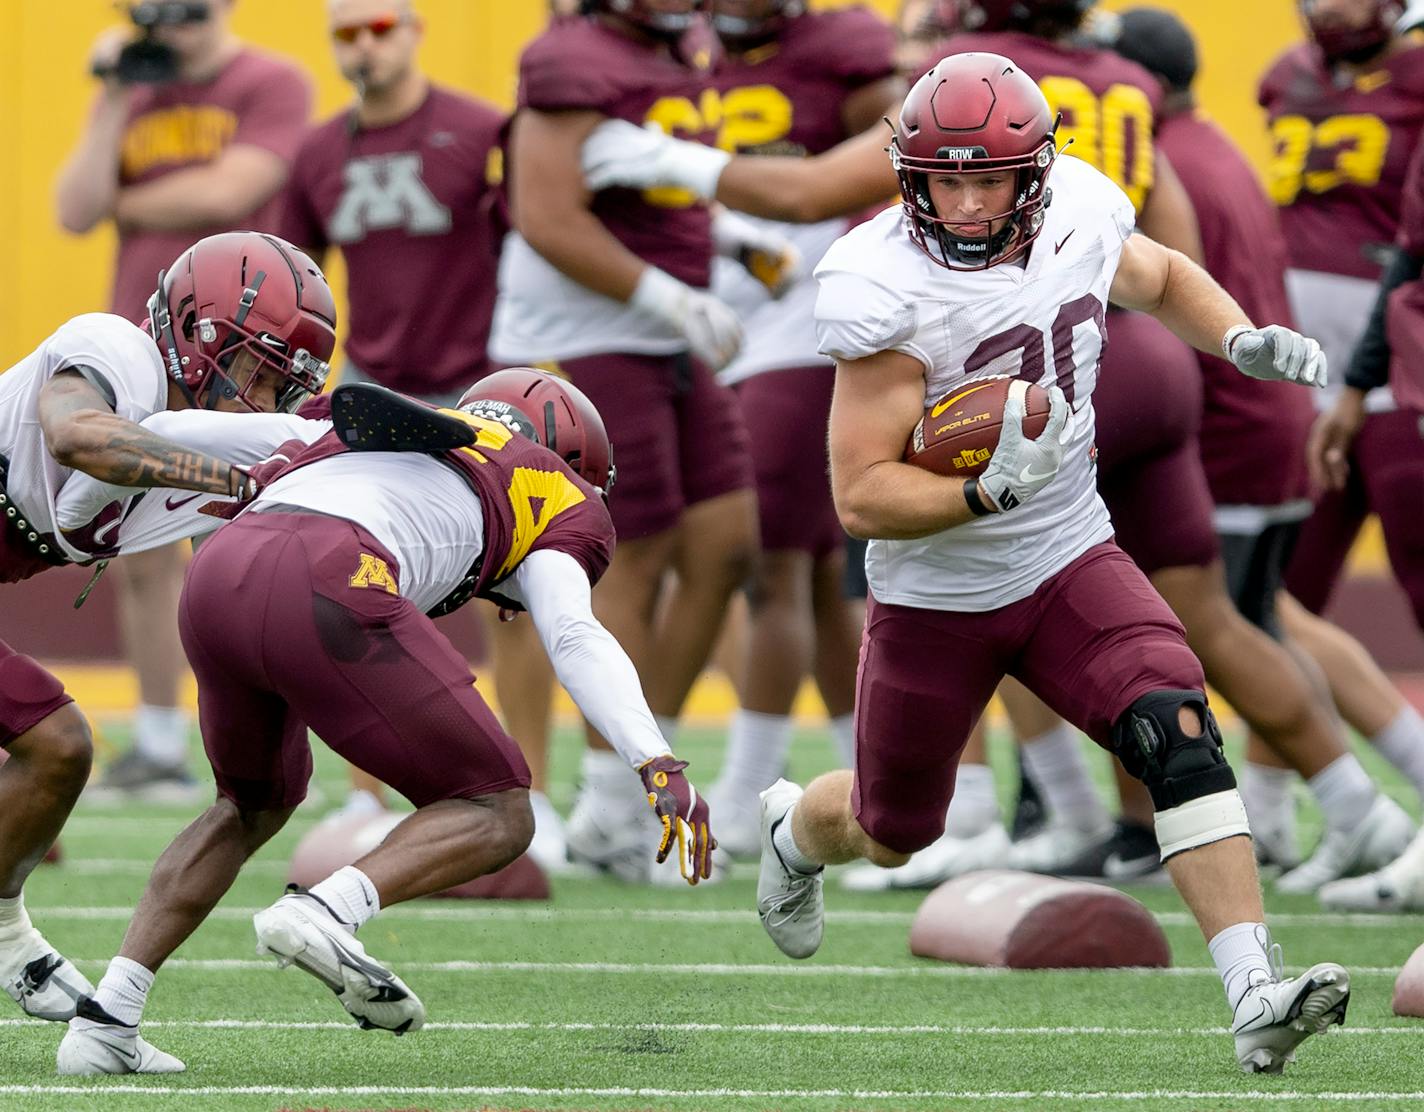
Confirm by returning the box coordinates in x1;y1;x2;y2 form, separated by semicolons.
752;54;1343;1075
0;232;335;1036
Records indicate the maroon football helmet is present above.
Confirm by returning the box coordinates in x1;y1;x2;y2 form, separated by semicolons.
711;0;805;42
1300;0;1403;63
957;0;1096;32
147;232;336;414
592;0;705;36
458;368;616;495
891;52;1057;269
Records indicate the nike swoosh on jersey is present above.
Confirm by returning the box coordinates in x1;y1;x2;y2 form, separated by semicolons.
1055;231;1075;254
165;494;201;511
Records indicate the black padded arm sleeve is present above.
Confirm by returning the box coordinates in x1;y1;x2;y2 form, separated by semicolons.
1345;248;1424;393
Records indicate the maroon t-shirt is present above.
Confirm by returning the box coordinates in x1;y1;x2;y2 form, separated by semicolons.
937;31;1162;213
111;48;311;321
255;422;615;611
516;16;716;288
279;87;505;396
1260;40;1424;279
1158;109;1313;507
712;7;895;157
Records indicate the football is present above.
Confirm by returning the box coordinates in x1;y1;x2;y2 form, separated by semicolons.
905;376;1052;478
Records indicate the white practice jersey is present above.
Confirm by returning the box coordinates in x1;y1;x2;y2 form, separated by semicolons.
53;410;327;557
815;156;1136;612
713;215;847;385
0;314;168;560
490;232;687;363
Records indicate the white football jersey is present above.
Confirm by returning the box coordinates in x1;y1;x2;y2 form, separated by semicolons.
0;314;169;562
814;156;1137;612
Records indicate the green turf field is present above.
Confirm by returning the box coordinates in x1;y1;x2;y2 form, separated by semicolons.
5;717;1424;1111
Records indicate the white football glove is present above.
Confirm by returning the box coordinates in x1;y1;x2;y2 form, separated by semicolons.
581;119;731;200
1223;324;1328;388
631;266;743;371
713;208;803;298
976;382;1072;513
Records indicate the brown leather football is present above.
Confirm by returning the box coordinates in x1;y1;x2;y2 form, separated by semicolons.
905;376;1052;478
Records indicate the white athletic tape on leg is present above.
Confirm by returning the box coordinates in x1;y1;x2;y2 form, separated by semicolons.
1154;790;1252;860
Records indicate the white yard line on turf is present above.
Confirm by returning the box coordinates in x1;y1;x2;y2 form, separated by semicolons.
68;958;1405;976
4;1087;1424;1102
35;903;1413;928
1;1018;1419;1036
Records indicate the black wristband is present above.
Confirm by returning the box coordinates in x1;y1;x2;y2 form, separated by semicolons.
963;478;995;517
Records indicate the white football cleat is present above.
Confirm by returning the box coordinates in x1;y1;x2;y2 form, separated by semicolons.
756;779;823;959
840;823;1010;891
703;783;762;861
253;888;424;1034
1;928;94;1022
1232;961;1350;1074
1318;827;1424;911
56;1001;184;1075
526;790;573;875
1276;794;1415;893
565;782;657;883
1006;818;1115;875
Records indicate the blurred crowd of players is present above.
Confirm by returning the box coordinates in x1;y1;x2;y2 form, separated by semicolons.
45;0;1424;910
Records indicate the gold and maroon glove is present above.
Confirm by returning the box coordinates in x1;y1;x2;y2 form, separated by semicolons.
638;755;714;884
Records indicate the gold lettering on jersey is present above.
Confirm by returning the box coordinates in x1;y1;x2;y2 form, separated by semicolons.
1038;77;1154;212
349;553;399;594
121;106;238;178
1268;113;1391;205
497;468;588;579
641;85;795;207
1355;70;1392;95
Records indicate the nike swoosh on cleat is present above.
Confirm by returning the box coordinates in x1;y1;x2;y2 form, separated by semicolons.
1102;853;1159;879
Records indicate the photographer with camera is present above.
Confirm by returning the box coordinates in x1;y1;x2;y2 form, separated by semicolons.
53;0;313;801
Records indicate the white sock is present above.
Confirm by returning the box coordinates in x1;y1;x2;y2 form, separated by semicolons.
1371;704;1424;797
1308;754;1377;834
1209;922;1276;1013
530;790;562;834
829;714;855;768
716;710;794;803
1240;763;1296;832
92;956;154;1028
581;747;644;811
0;893;32;941
132;704;190;766
1019;724;1107;833
944;763;1000;837
654;715;679;746
771;803;821;873
309;866;380;931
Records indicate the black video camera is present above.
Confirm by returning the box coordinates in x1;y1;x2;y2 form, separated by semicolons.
92;2;212;85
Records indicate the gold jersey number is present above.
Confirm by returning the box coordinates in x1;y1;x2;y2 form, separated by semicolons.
1268;113;1391;206
1037;77;1156;213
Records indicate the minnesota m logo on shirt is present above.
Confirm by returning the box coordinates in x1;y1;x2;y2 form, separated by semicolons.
328;153;452;243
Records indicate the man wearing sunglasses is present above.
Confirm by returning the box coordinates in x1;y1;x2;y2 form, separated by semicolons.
54;0;314;805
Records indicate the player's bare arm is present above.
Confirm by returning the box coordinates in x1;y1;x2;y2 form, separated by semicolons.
511;108;648;301
840;75;908;136
38;373;249;496
1136;151;1205;265
1110;232;1326;387
828;349;981;540
112;145;290;232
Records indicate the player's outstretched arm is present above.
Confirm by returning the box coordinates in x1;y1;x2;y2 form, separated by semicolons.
582;120;899;225
511;550;713;882
829;349;987;539
1109;233;1326;388
38;372;255;496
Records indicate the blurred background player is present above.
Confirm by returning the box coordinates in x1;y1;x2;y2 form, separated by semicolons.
698;1;903;858
0;231;336;1030
53;0;311;800
493;0;758;881
273;0;572;858
1267;3;1424;662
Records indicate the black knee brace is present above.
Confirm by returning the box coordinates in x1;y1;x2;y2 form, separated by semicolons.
1111;689;1238;811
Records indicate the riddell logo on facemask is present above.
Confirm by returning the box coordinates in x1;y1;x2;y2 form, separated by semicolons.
954;447;992;469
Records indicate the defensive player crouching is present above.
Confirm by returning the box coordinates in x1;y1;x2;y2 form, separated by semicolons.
53;370;714;1075
757;54;1347;1075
